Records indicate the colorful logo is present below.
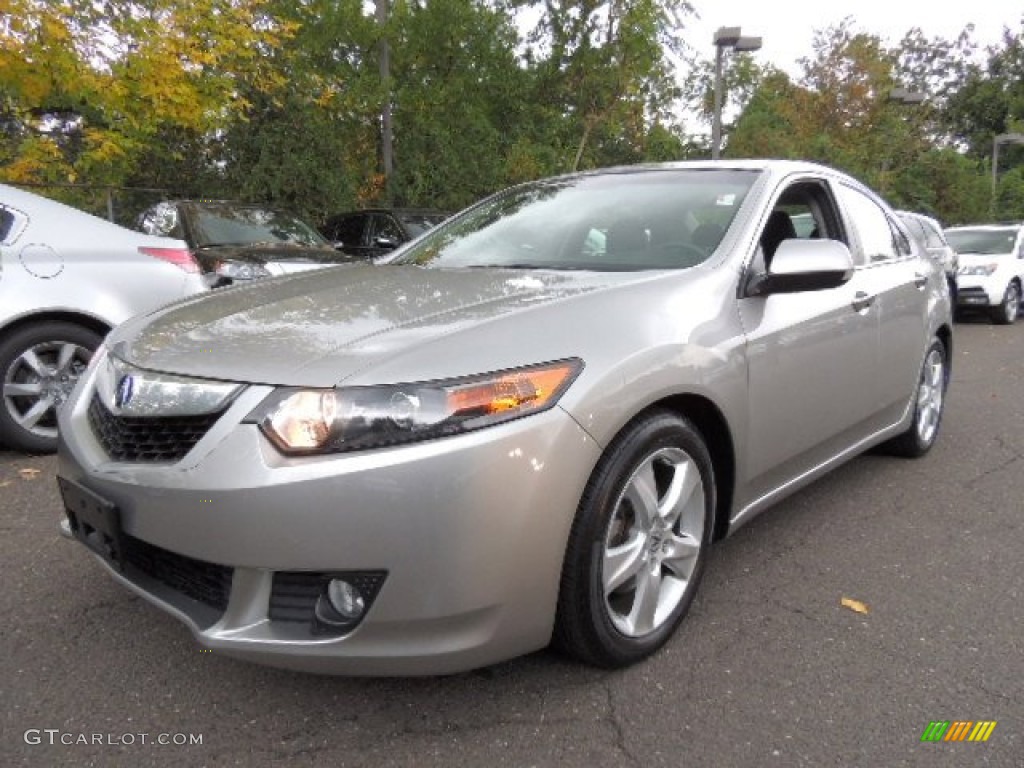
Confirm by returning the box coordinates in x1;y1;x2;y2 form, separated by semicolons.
920;721;996;742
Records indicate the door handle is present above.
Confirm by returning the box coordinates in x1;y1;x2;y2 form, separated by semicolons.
913;273;928;289
851;291;875;312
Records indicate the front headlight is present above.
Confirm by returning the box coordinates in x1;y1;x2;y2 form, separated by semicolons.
217;260;272;281
246;359;583;455
957;263;997;276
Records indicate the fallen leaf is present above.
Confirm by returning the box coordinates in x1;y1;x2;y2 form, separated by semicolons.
0;480;10;488
18;468;42;480
840;597;869;615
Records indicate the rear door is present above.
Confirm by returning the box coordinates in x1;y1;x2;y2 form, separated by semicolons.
836;184;930;425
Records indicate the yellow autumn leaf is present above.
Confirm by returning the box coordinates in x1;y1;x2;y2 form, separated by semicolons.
840;597;869;615
18;468;42;480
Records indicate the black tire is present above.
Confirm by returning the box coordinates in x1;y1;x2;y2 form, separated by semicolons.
0;322;102;453
990;281;1020;325
554;410;715;668
881;337;948;458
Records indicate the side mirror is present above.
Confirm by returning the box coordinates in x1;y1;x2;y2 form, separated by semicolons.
373;235;399;249
747;239;854;297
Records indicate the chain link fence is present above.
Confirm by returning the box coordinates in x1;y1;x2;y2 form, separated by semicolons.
3;183;176;229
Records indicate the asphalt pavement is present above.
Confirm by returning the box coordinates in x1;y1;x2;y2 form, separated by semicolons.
2;319;1021;767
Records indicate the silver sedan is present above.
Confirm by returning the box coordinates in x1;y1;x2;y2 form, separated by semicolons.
57;161;952;675
1;184;207;452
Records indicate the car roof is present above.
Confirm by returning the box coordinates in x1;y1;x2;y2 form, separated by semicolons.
896;210;942;225
329;208;449;217
946;223;1023;231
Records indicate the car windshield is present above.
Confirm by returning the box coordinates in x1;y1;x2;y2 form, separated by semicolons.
390;169;758;271
190;204;329;248
398;212;449;237
945;227;1018;255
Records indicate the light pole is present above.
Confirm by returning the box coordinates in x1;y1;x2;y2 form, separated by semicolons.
991;132;1024;218
711;26;762;160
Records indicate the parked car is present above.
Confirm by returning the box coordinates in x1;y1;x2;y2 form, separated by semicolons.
944;223;1024;324
57;161;951;675
320;208;449;259
897;211;958;301
136;200;356;286
0;184;207;453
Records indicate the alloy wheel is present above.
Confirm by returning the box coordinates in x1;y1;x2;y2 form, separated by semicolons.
602;446;706;637
915;346;944;447
2;341;92;440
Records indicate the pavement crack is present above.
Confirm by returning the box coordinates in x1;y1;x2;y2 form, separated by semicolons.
603;680;642;768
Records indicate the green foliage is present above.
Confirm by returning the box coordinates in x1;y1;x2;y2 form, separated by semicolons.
1;1;1022;229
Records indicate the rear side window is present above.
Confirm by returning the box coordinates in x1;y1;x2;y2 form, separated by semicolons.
0;208;15;243
838;185;898;263
918;218;947;249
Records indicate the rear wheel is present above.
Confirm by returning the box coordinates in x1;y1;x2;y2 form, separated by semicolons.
0;322;102;453
991;281;1020;325
554;411;715;668
881;338;947;458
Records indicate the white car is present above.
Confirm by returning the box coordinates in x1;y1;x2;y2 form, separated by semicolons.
945;223;1024;324
1;184;208;452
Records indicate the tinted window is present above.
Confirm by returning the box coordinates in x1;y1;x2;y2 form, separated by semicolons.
0;208;14;242
370;214;403;243
392;170;758;271
838;185;897;263
330;215;367;247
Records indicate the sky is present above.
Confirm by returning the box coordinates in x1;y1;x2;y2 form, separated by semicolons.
688;0;1023;75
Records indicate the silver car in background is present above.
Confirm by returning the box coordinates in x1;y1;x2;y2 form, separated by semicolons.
896;210;958;302
57;161;952;675
1;184;207;452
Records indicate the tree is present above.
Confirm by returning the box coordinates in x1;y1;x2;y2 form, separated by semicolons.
0;0;291;197
523;0;695;171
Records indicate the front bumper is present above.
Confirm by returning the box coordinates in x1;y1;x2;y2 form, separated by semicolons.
57;369;600;676
954;275;1003;306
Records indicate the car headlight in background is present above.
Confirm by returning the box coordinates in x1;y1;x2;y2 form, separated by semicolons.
216;260;272;281
246;359;583;455
957;263;998;276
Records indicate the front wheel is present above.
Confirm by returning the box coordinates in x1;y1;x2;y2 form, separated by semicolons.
554;411;715;668
0;322;102;453
991;281;1020;325
881;338;947;458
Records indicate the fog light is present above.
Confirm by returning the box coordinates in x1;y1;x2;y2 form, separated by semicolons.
314;579;366;626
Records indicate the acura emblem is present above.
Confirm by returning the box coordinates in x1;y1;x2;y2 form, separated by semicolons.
115;375;135;409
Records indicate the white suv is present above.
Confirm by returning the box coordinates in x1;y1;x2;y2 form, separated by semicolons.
945;223;1024;324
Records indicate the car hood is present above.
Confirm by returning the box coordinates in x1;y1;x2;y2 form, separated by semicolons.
957;252;1012;265
107;265;638;387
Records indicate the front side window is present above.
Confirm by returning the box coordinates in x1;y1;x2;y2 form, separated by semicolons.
330;215;367;247
392;170;758;271
370;214;403;243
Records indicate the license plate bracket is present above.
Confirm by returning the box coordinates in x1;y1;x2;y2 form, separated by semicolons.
58;476;124;570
